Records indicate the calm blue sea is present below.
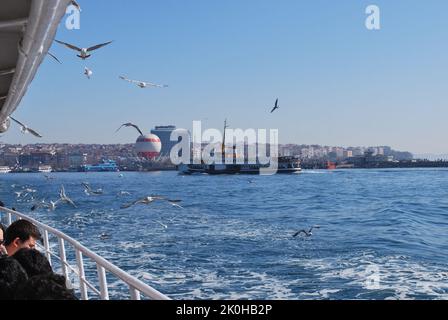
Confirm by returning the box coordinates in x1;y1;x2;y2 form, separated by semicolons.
1;169;448;300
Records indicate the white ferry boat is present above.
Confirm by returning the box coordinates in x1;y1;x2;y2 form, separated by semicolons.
0;166;11;173
38;165;53;173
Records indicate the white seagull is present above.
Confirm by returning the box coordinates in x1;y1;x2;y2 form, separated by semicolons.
169;202;184;209
121;196;181;209
31;199;60;212
70;0;81;12
115;122;144;136
117;191;131;197
47;200;59;211
55;40;113;60
82;182;103;195
9;117;42;138
84;67;93;79
293;225;321;238
119;76;168;89
31;200;47;212
59;185;77;208
154;220;168;229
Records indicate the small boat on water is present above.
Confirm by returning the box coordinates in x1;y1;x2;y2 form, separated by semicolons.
0;166;11;174
38;165;53;173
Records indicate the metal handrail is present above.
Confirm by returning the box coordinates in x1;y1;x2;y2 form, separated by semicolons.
0;206;170;300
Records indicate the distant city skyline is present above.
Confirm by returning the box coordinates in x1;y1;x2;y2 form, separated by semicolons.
2;0;448;154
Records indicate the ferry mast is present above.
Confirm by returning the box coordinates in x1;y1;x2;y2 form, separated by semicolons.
222;119;229;161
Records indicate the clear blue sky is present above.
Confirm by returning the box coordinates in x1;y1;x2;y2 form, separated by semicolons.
3;0;448;154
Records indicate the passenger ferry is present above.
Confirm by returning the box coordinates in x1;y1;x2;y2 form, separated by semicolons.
0;166;11;173
178;156;301;175
178;121;302;175
79;159;120;172
38;165;53;173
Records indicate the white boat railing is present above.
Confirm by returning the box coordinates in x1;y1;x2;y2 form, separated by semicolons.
0;206;170;300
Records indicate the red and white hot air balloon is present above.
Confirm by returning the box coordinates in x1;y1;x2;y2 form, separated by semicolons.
135;134;162;159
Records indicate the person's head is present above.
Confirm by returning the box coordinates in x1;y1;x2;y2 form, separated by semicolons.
0;256;28;300
15;273;78;300
12;248;52;278
0;223;7;256
4;220;42;256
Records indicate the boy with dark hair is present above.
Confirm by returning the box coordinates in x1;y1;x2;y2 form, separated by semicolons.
4;220;42;256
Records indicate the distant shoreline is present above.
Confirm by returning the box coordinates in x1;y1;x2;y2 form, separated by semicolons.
3;165;448;174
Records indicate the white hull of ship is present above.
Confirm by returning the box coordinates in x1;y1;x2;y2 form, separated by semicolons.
0;167;11;173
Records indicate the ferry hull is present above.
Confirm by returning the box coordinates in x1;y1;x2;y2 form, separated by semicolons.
178;162;302;175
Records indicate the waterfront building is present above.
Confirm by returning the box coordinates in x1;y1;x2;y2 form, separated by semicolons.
69;154;87;168
344;150;353;158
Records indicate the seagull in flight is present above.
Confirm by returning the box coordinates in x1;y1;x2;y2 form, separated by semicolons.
48;52;62;64
116;122;144;136
9;117;42;138
31;199;60;212
84;67;93;79
119;76;168;89
70;0;81;12
59;185;77;208
270;99;280;113
121;196;182;209
169;202;184;209
154;220;168;229
293;226;321;238
47;200;59;211
31;200;48;212
54;40;113;60
82;182;103;195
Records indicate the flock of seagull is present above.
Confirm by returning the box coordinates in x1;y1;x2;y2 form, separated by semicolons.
5;0;168;138
6;13;280;138
53;38;170;88
3;1;319;239
11;178;320;239
21;183;184;214
6;95;279;139
52;38;169;89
